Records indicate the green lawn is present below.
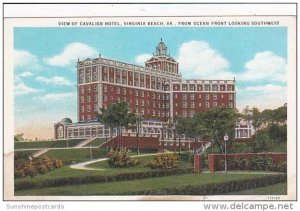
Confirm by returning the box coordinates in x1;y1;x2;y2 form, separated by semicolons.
15;153;192;184
15;139;84;149
14;173;270;196
83;138;106;147
42;148;109;163
226;182;287;195
14;150;40;159
86;154;193;174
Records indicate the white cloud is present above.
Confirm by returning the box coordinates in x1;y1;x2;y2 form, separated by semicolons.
135;53;152;65
237;84;286;111
238;51;287;82
15;82;40;96
45;42;98;67
36;76;74;86
14;50;39;69
37;92;76;103
177;40;234;79
18;71;33;78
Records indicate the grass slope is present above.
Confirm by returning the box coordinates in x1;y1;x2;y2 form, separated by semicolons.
15;139;84;149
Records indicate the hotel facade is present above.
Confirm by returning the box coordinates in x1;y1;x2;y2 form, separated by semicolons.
54;40;252;140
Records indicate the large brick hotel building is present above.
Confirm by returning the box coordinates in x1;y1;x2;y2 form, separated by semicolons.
54;40;251;140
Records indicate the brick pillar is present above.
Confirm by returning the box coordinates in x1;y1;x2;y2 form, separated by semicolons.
194;154;202;173
208;154;216;173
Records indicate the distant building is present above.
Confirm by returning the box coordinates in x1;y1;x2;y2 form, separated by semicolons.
54;40;238;140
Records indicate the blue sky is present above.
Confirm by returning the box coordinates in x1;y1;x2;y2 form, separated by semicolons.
14;27;287;139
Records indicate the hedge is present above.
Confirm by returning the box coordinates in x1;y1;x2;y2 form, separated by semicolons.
15;168;193;191
110;174;287;195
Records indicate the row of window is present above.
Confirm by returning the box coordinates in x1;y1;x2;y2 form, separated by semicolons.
80;104;98;113
80;85;98;94
80;95;97;103
175;93;234;100
103;85;170;100
171;84;234;92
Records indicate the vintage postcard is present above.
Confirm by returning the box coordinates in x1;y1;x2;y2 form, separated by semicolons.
3;3;297;201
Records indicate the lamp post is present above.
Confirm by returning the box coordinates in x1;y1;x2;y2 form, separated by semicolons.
224;134;229;172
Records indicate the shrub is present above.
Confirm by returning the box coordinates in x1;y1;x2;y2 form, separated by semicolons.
146;153;180;169
215;155;286;172
24;161;37;177
106;149;140;168
14;156;64;178
117;174;287;195
15;168;193;191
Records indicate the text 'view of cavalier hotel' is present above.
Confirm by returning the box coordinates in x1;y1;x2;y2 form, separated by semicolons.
54;39;253;149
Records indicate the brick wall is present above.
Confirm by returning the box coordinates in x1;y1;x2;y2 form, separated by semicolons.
208;153;287;172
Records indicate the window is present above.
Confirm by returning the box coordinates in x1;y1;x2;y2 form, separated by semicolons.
205;85;210;91
135;99;139;106
183;110;187;117
94;105;98;112
93;85;97;92
190;94;194;100
197;85;202;91
122;79;127;84
229;102;233;108
135;90;139;96
151;110;155;117
122;70;127;76
141;100;144;106
213;102;218;107
103;95;107;101
229;94;233;100
140;91;144;97
189;85;195;91
103;85;107;92
189;110;195;117
206;102;210;108
199;102;202;107
205;94;209;100
212;85;218;91
116;87;120;94
221;94;224;99
87;86;91;93
198;94;202;99
182;85;187;91
93;95;98;102
87;105;91;112
122;88;126;95
87;96;91;103
165;94;169;100
213;94;217;100
152;102;156;108
152;93;155;99
80;96;84;103
183;102;187;108
80;115;84;122
174;93;177;98
166;103;169;108
228;85;233;91
190;102;195;108
80;106;84;112
183;94;187;100
87;115;91;121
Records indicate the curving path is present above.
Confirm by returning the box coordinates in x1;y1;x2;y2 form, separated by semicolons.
69;153;165;171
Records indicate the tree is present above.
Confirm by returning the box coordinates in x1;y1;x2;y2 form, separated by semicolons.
98;102;137;150
200;106;238;154
14;133;24;142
